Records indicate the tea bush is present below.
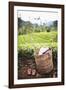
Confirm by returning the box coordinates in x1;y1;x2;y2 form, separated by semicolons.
18;48;34;59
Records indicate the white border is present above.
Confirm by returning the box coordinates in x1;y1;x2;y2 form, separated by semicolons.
14;6;61;85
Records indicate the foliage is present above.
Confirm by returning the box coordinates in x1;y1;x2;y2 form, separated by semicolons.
18;31;57;50
52;48;57;66
18;48;35;70
18;48;34;59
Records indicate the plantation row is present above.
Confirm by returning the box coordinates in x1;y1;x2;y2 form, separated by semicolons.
18;31;57;50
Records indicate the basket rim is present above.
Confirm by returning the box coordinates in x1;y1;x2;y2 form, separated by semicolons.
35;48;52;57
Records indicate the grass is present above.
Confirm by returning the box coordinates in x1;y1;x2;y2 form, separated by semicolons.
18;31;57;50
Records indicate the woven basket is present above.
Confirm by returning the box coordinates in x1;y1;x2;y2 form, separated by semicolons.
35;48;53;74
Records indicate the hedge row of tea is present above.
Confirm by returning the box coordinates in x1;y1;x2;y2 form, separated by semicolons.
18;31;57;50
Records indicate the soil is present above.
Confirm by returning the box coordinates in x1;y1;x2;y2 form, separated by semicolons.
18;58;57;79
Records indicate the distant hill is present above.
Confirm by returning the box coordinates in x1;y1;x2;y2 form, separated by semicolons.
18;18;32;29
18;18;58;35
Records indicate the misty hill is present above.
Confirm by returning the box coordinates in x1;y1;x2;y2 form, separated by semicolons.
18;18;58;35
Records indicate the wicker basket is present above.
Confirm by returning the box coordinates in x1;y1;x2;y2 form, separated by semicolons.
35;48;53;74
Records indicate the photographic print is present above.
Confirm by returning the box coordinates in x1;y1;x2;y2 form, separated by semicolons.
9;2;64;88
18;8;58;79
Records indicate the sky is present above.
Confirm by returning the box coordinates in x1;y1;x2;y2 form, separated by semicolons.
17;10;58;25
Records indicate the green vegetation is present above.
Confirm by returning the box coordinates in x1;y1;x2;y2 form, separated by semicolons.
18;18;58;75
18;31;57;50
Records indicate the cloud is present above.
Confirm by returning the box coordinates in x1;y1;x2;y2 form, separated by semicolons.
18;10;58;24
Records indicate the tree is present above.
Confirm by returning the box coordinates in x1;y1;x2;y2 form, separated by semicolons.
53;20;58;29
18;18;22;29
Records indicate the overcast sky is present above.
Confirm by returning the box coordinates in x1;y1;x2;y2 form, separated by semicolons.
17;10;58;25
